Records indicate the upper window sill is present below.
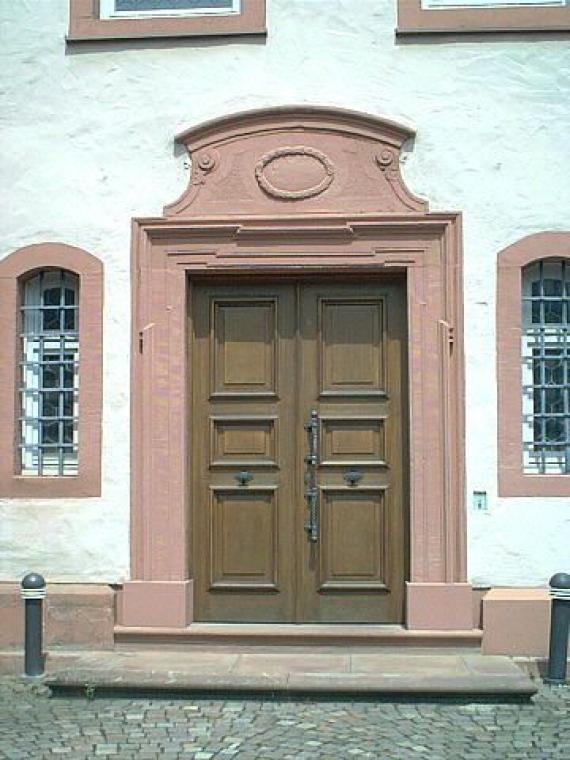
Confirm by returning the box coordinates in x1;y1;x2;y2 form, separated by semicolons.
396;1;570;35
67;0;266;42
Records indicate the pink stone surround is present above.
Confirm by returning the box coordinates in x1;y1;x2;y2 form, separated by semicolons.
482;588;551;657
397;0;570;35
122;106;471;632
68;0;266;42
497;232;570;497
0;243;103;498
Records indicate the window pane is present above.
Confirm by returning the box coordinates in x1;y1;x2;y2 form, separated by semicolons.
115;0;235;10
522;258;570;475
422;1;564;8
20;270;79;477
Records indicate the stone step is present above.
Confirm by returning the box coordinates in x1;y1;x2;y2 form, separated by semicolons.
114;623;483;649
2;648;537;697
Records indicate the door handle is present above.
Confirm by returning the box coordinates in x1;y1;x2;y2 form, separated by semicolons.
235;471;253;486
344;469;363;487
304;410;319;543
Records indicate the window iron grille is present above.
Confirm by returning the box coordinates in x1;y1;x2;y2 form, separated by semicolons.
20;270;79;477
522;258;570;474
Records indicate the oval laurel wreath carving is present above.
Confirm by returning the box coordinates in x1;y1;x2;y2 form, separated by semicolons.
255;146;335;200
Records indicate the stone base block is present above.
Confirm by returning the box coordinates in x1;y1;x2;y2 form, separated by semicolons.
118;580;194;628
0;583;115;650
406;582;474;630
482;588;551;657
0;584;23;648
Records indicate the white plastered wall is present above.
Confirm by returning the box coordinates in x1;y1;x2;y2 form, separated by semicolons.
0;0;568;584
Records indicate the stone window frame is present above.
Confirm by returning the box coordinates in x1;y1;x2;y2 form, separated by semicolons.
396;1;570;34
67;0;266;42
0;243;103;498
497;232;570;497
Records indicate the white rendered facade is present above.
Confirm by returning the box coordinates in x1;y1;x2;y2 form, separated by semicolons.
0;0;569;589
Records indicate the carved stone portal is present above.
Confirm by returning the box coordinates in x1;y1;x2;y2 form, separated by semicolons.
125;106;469;634
165;106;427;217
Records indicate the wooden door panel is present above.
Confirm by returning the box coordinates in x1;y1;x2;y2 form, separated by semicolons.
210;416;278;467
192;284;296;622
320;299;385;396
212;299;277;397
299;283;407;623
210;488;279;591
320;417;386;466
319;488;387;591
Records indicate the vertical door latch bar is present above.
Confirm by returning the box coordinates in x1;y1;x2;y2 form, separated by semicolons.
304;409;319;543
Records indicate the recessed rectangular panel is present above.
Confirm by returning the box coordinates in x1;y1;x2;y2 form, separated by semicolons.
212;300;276;397
211;417;277;466
320;299;385;396
210;488;278;590
321;418;386;465
319;489;387;591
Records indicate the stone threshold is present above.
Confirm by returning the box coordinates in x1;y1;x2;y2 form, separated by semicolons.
1;648;537;698
114;623;483;649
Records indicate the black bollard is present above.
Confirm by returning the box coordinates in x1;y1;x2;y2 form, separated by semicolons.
545;572;570;685
20;573;46;677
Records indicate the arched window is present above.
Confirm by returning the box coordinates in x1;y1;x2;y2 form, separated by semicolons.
0;244;103;497
20;270;80;476
521;259;569;475
497;233;570;496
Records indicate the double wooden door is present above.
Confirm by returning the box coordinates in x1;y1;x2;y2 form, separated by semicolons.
191;279;407;623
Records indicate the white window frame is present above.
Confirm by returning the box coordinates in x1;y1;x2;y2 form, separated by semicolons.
100;0;241;19
20;271;80;478
422;1;564;8
521;260;570;475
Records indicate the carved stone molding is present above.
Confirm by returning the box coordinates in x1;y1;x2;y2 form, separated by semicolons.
254;146;335;200
165;106;427;217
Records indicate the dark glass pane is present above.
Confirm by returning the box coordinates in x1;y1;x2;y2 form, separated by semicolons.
115;0;233;10
63;421;74;444
543;277;562;298
531;301;541;323
63;392;74;417
63;363;74;388
41;392;60;418
41;421;59;444
544;388;564;414
532;355;541;386
43;363;60;389
43;286;61;306
544;301;563;324
42;309;60;331
545;418;564;443
64;309;76;331
546;361;564;386
64;287;76;306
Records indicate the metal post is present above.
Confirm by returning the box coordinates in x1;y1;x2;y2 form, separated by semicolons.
20;573;46;677
545;572;570;685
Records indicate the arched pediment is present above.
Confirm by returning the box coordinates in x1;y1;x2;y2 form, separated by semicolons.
165;106;427;217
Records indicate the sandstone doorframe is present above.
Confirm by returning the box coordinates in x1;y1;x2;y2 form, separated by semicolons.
120;107;470;631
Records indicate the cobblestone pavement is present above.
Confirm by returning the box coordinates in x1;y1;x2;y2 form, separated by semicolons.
0;678;568;759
